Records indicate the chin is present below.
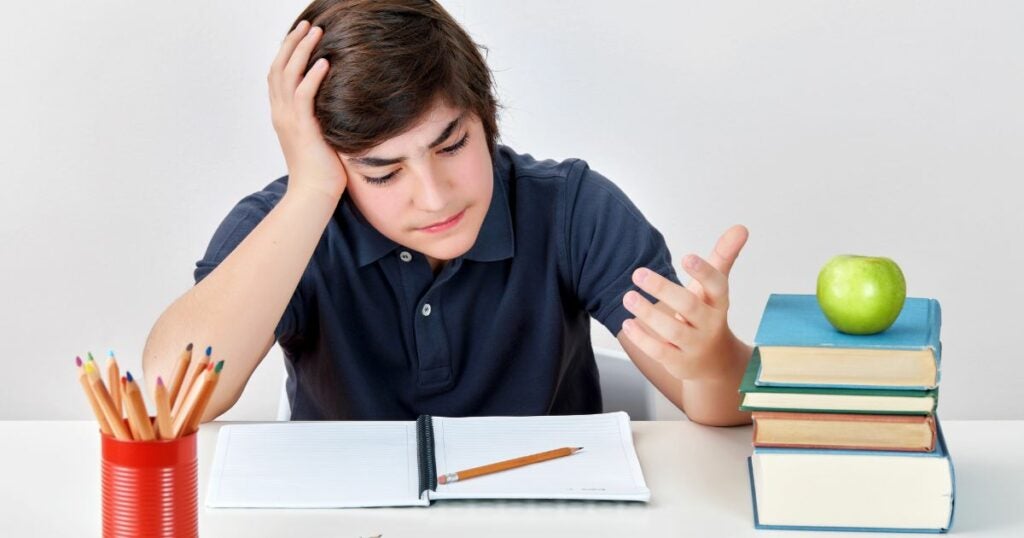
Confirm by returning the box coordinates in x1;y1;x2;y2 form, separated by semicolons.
420;232;476;261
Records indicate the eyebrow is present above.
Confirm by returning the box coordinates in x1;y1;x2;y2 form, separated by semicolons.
349;113;465;167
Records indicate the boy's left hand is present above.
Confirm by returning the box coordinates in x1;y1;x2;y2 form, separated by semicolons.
621;224;749;381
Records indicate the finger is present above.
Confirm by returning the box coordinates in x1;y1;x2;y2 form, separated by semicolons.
681;254;729;310
284;26;324;90
623;291;704;345
294;58;330;119
706;224;749;277
654;300;690;327
620;319;688;378
631;267;705;324
269;21;311;99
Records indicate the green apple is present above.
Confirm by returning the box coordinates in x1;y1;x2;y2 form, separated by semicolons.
816;254;907;335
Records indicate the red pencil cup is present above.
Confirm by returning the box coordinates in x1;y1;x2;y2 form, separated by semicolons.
100;419;198;538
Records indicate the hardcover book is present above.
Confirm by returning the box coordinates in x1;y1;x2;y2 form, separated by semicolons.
753;294;942;390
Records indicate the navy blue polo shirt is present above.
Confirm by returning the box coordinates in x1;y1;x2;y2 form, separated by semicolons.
194;145;680;420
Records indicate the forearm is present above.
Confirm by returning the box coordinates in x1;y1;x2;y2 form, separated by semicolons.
142;185;340;418
681;336;753;427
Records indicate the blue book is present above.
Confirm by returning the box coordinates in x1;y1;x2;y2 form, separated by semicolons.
753;294;942;390
748;420;956;533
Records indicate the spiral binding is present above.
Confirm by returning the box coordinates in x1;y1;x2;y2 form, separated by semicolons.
415;414;437;499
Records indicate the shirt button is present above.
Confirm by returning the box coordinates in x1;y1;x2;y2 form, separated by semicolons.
421;303;432;317
399;251;413;262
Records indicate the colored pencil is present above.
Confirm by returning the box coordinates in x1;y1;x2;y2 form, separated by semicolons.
123;375;139;440
124;371;155;441
106;351;122;419
83;360;131;440
170;363;213;438
167;343;193;408
155;376;173;440
184;360;224;436
172;345;211;416
75;356;111;436
437;447;583;485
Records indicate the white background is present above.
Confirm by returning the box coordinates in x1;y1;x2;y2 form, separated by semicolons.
1;1;1020;421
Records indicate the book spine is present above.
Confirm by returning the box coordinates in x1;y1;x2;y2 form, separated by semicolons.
929;299;942;359
416;415;437;499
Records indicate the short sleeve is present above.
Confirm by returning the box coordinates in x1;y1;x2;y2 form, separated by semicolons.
193;189;307;347
564;161;681;336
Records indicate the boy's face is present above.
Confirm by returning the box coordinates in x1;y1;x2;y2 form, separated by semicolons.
338;101;494;270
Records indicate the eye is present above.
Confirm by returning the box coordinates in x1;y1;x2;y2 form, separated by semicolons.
440;132;469;155
364;169;398;185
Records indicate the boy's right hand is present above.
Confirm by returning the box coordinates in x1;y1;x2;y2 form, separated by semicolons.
268;20;348;201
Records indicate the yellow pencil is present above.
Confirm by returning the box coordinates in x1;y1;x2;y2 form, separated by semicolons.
167;343;193;408
184;360;224;436
155;376;173;440
83;359;131;440
124;371;155;441
75;356;111;436
172;345;210;416
437;447;584;485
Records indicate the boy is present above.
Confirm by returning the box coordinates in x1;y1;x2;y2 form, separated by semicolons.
142;0;753;426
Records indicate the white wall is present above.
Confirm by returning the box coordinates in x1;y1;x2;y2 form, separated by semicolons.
2;1;1020;421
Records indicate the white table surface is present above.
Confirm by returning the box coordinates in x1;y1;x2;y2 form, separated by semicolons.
1;420;1021;537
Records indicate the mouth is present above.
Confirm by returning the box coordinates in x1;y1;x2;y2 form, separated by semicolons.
417;209;466;233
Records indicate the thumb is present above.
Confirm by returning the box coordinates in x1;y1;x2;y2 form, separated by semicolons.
707;224;749;277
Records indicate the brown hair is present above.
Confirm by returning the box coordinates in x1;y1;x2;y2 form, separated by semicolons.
290;0;500;155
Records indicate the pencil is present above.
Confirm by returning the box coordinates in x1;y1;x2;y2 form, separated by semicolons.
106;350;122;419
170;362;215;439
123;376;139;440
437;447;583;485
155;376;173;440
167;343;193;408
124;371;156;441
83;359;131;440
75;356;111;436
172;345;210;417
184;360;224;436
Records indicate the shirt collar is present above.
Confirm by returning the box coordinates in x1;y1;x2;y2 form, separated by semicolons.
336;147;515;268
462;148;515;262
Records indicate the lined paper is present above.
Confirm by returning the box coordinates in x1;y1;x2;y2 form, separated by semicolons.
204;412;650;508
429;412;650;501
206;421;425;508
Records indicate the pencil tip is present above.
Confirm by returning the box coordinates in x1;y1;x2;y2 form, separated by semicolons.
157;376;164;386
87;351;94;361
108;349;115;358
186;342;193;351
126;371;134;383
214;360;224;374
75;356;82;367
205;345;212;356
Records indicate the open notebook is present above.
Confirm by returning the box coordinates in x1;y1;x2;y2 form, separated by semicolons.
206;411;650;508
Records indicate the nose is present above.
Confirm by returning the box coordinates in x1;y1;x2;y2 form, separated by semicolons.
411;164;449;213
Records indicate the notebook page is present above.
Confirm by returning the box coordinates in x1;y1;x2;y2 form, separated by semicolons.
428;412;650;501
206;422;427;508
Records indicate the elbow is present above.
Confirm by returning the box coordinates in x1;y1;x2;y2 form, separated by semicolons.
686;409;753;428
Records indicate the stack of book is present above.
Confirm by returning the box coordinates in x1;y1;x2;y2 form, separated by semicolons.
741;293;956;533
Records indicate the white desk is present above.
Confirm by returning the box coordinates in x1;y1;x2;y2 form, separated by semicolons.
1;420;1021;537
